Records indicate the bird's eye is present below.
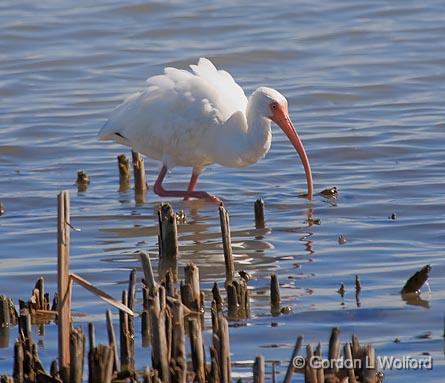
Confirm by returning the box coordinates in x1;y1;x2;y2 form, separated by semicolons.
271;103;278;110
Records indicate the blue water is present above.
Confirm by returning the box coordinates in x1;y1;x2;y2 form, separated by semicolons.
1;1;444;381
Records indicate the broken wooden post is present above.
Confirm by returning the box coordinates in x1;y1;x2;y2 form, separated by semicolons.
150;302;170;383
119;290;133;373
169;298;186;383
132;151;147;201
253;355;265;383
158;203;178;280
13;340;24;383
254;199;265;229
188;318;205;383
88;344;114;383
57;190;71;383
184;264;202;312
362;344;377;383
328;327;340;377
270;274;281;316
344;342;357;383
283;336;303;383
70;327;85;383
218;315;231;383
105;310;119;373
117;154;131;192
218;204;234;284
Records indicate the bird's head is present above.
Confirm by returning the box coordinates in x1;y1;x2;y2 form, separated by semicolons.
252;87;313;199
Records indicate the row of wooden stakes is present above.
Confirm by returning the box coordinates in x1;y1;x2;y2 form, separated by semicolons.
0;190;383;382
1;260;382;383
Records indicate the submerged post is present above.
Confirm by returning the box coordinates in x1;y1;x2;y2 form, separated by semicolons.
131;151;147;202
57;190;71;383
254;199;265;229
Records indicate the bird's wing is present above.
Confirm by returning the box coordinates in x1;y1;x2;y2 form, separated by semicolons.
98;58;248;166
188;58;248;120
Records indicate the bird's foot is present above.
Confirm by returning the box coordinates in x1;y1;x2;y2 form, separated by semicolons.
184;192;221;203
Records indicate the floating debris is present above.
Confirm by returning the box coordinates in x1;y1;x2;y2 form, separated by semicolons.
338;234;347;244
76;170;90;192
175;209;187;224
401;265;431;294
320;186;338;198
337;283;346;297
355;275;362;292
388;212;397;220
307;217;321;225
280;306;292;315
0;201;4;216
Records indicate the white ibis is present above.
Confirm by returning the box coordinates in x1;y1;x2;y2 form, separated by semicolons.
99;58;313;201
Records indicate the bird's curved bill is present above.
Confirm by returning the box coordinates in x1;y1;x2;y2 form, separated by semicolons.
272;107;313;199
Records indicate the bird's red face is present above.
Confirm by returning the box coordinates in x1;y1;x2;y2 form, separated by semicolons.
270;101;313;199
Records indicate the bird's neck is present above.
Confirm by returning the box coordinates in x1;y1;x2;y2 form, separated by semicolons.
243;102;272;164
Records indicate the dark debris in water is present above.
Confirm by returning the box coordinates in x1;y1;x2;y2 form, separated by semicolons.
175;209;187;224
338;234;347;244
76;170;90;192
388;212;397;220
319;186;338;198
401;265;431;294
0;201;4;216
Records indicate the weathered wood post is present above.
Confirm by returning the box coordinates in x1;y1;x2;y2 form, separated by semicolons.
117;154;131;192
254;199;265;229
218;204;234;284
270;274;281;316
57;190;71;383
158;203;178;280
132;151;147;202
253;355;265;383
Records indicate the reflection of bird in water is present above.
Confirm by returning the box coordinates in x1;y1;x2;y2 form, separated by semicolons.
99;58;312;201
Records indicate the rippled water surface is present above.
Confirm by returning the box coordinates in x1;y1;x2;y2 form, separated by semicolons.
1;1;445;381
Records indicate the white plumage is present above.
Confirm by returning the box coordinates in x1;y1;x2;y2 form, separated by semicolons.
99;58;313;201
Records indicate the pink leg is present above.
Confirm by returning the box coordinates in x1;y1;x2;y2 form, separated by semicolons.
153;166;220;202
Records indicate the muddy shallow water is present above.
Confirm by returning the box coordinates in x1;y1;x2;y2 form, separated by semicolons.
1;0;444;381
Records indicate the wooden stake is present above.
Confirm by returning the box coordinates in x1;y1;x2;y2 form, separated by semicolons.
69;327;85;383
283;336;303;383
13;340;24;383
362;345;377;383
140;251;157;292
117;154;131;192
105;310;119;373
344;343;357;383
131;151;147;199
119;290;133;372
270;274;281;316
57;190;71;383
305;344;317;383
88;344;114;383
158;203;178;279
150;304;170;383
188;318;205;383
253;355;265;383
328;327;340;375
218;204;234;284
169;298;186;383
218;315;231;383
184;264;201;312
254;199;265;229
